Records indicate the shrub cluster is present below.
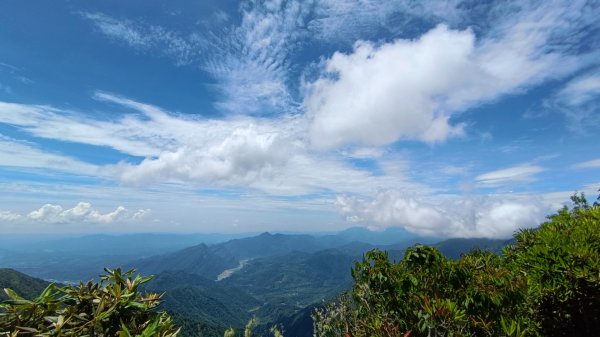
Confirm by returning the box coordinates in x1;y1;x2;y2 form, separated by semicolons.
0;268;179;337
313;194;599;337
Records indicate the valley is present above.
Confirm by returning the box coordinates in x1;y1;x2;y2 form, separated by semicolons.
0;228;508;337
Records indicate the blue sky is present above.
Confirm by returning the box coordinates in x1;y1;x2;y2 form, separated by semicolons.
0;0;599;237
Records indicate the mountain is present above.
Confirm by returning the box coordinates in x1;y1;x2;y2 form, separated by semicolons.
0;268;51;301
0;229;422;283
135;233;515;337
134;243;239;281
270;304;316;337
0;233;251;282
223;249;356;316
0;233;252;254
435;238;513;259
134;232;351;280
1;233;517;337
146;270;260;328
333;226;420;245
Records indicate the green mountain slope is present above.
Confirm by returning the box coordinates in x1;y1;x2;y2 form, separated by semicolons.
134;232;350;280
0;268;50;301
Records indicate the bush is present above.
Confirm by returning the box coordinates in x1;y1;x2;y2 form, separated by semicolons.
314;195;600;337
0;268;180;337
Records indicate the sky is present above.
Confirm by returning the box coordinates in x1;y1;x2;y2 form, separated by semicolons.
0;0;599;237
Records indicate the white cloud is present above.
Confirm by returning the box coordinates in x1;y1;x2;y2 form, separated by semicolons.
307;25;470;148
549;70;600;132
0;101;160;157
572;158;600;169
83;1;307;115
0;134;99;175
201;0;313;114
113;124;292;186
335;191;548;238
1;94;429;196
342;147;386;159
0;210;21;221
82;12;200;66
81;1;595;122
1;202;148;225
132;208;151;220
557;72;600;106
307;6;585;149
475;164;544;187
307;0;462;42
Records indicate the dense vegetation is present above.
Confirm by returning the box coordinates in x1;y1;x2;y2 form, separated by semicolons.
0;268;179;336
313;193;599;337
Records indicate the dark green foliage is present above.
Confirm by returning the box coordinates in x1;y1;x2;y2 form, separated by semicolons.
314;248;525;336
0;268;179;337
504;204;600;336
169;313;224;337
223;250;355;317
314;196;600;337
0;269;51;302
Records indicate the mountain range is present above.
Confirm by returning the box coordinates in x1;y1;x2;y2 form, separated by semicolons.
0;229;510;337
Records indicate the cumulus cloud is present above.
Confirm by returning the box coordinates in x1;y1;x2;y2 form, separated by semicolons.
475;164;544;187
307;7;584;149
335;191;548;238
113;124;293;186
1;202;148;225
307;25;470;148
0;210;22;221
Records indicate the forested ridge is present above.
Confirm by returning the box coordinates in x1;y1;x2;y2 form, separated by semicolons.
1;193;598;336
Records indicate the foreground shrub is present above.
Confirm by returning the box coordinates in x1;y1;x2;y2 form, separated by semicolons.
0;268;179;337
314;195;600;337
505;204;600;336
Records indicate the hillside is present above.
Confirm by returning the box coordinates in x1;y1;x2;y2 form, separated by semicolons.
0;268;50;301
134;232;351;280
435;237;512;259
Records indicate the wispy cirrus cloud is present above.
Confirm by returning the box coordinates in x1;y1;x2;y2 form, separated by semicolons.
572;158;600;169
0;101;161;157
0;134;98;175
475;164;544;187
81;12;202;66
307;0;462;42
82;1;308;115
202;0;313;115
546;70;600;133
